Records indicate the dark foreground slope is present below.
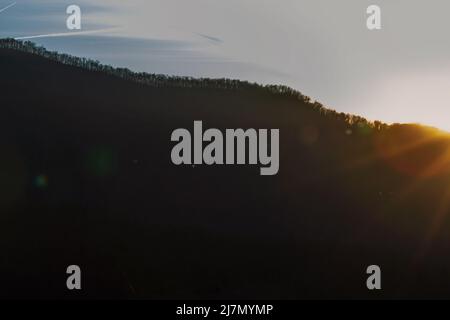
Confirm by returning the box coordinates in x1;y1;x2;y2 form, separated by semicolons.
2;46;450;299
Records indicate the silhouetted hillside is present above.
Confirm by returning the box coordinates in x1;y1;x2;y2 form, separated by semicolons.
1;40;450;299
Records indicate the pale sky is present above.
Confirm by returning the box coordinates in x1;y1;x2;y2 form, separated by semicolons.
1;0;450;131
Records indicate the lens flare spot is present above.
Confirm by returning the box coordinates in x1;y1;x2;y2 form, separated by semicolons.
300;125;319;146
357;122;372;135
34;174;48;189
85;147;118;177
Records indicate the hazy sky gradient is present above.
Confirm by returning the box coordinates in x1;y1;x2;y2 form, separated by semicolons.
2;0;450;130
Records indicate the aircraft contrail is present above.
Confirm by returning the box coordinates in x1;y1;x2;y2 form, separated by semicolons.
15;28;119;40
195;33;223;44
0;1;16;14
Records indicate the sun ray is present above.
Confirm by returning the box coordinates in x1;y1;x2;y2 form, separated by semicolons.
341;128;448;176
414;187;450;262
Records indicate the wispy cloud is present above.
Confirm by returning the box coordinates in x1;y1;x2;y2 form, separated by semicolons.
15;27;119;40
0;1;16;14
195;33;222;44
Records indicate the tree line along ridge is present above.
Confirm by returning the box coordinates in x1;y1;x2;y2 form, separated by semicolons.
0;38;386;132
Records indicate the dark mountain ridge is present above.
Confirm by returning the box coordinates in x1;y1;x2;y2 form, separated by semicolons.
1;39;450;299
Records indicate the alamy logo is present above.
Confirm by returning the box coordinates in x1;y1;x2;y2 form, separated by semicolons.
366;265;381;290
171;121;279;176
366;5;381;30
66;265;81;290
66;5;82;30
